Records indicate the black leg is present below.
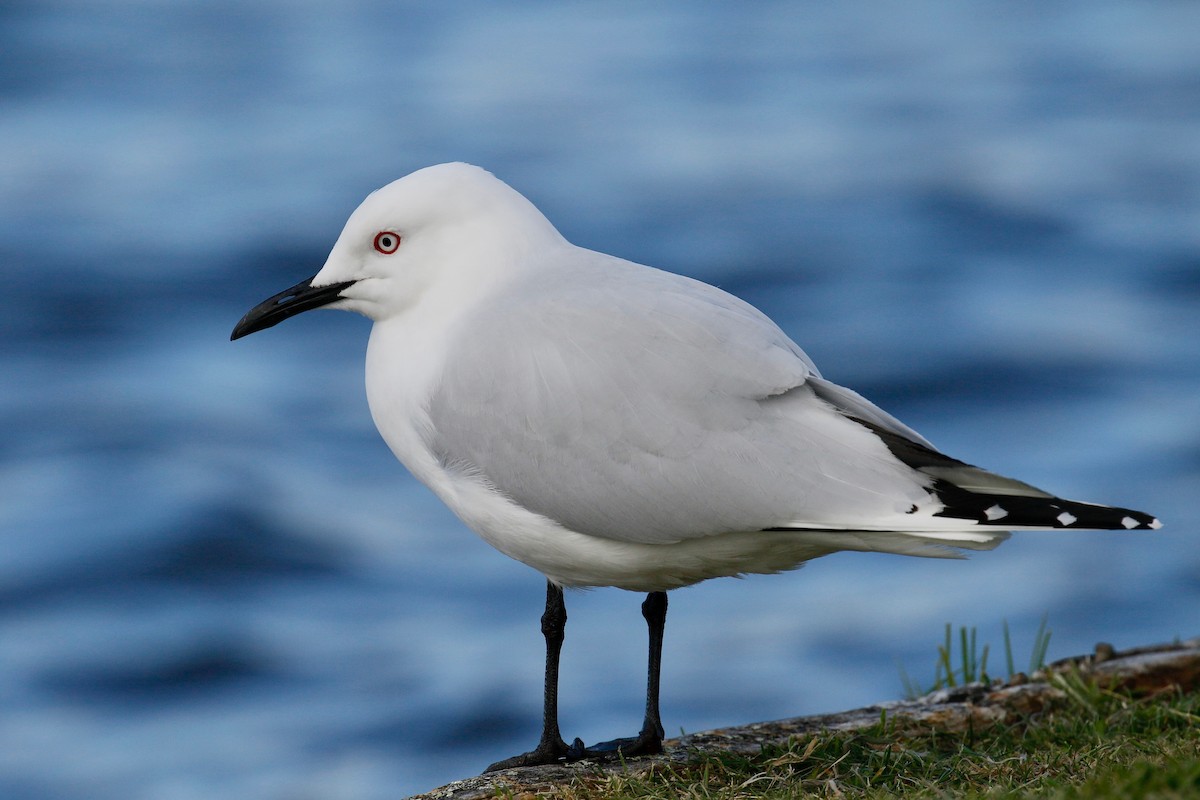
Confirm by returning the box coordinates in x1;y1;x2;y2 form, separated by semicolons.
484;587;671;772
638;590;668;746
485;581;573;771
582;590;668;758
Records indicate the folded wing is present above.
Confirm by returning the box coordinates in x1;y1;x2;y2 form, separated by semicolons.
426;252;1159;547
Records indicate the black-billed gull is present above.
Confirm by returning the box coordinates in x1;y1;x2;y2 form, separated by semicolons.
232;162;1159;771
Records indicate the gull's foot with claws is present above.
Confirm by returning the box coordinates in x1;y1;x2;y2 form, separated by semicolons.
574;727;664;761
485;736;576;772
485;729;663;773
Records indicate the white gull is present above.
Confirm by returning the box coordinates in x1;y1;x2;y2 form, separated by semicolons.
232;162;1160;770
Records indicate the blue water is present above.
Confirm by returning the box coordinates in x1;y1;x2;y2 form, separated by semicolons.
2;2;1198;797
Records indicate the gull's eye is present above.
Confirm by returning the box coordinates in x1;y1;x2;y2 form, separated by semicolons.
373;231;401;254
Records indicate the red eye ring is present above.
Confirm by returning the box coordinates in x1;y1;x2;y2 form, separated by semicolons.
373;231;401;254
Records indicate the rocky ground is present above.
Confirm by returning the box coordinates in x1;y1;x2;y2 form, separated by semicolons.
409;638;1200;800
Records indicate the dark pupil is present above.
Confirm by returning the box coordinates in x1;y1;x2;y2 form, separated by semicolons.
380;236;392;248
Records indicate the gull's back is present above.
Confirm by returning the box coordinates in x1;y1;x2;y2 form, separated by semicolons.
426;247;942;544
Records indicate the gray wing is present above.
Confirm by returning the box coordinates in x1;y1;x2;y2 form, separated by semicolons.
426;253;934;543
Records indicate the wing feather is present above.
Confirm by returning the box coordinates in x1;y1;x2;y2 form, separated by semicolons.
426;252;933;543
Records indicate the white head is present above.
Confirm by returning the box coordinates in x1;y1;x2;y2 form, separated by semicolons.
231;163;565;339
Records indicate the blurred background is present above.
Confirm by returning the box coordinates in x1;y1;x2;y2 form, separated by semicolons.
1;2;1197;798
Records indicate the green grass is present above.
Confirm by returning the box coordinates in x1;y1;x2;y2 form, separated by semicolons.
498;625;1198;799
900;619;1054;698
539;674;1200;799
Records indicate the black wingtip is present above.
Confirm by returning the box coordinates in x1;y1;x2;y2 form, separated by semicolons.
844;414;1161;532
930;481;1162;531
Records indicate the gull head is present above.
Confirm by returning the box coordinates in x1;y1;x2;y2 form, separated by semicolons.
231;162;564;340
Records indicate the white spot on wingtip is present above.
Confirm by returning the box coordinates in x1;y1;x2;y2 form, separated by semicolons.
984;504;1007;521
1149;518;1163;530
1121;516;1138;529
1057;511;1077;526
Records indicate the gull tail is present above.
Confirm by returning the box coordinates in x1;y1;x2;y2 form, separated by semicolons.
927;474;1160;530
862;418;1162;532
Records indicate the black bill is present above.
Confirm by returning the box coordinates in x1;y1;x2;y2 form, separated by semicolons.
231;277;355;340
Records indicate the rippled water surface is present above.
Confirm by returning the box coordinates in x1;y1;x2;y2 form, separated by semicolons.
1;3;1198;798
